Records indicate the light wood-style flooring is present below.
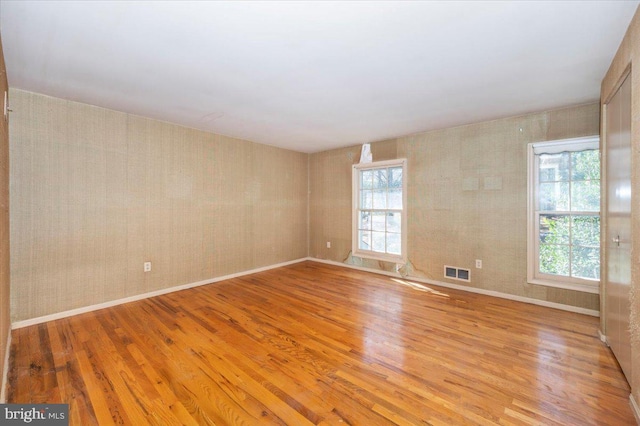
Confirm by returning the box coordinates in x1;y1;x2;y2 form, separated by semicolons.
7;261;635;425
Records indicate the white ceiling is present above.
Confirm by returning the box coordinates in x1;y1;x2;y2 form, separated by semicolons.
1;1;638;153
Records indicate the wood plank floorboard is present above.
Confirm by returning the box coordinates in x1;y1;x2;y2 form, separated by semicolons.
6;261;635;425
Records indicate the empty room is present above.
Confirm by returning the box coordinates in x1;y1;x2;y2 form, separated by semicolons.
0;1;639;425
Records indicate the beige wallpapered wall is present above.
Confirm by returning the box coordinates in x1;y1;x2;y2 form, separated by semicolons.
9;89;309;321
310;103;601;311
600;5;640;410
9;94;605;318
0;35;10;390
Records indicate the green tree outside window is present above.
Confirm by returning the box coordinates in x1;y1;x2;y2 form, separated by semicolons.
538;149;600;280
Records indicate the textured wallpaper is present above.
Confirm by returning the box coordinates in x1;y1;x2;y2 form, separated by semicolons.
310;103;601;312
9;90;308;321
601;5;640;412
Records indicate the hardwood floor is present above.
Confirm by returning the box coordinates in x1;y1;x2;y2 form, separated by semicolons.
6;261;635;425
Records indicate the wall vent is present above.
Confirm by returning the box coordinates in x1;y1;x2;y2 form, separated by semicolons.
444;265;471;282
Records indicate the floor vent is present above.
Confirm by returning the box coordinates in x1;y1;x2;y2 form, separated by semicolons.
444;265;471;282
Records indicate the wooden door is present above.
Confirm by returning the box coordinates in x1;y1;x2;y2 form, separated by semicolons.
604;73;632;382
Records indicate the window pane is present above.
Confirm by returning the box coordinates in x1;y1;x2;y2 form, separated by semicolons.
373;190;387;209
387;212;401;233
533;144;601;284
387;233;401;255
373;169;388;189
372;231;386;252
360;190;372;209
539;182;569;211
571;180;600;212
354;161;405;260
539;153;569;182
359;211;371;230
388;189;402;209
539;167;557;183
571;150;600;180
389;167;403;188
539;214;570;245
361;170;373;189
571;216;600;246
572;246;600;280
371;212;386;232
539;243;570;276
358;230;371;250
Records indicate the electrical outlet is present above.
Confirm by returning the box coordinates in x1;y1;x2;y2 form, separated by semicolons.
475;259;482;269
144;261;152;272
326;241;331;248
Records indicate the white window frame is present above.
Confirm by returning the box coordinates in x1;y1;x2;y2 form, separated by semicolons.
527;136;600;294
352;158;407;264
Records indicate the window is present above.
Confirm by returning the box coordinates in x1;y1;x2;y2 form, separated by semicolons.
527;136;600;293
352;159;407;263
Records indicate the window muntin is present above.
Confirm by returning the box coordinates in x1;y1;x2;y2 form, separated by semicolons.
528;137;600;293
353;159;406;263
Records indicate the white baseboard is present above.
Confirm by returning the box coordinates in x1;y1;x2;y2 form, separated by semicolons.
12;258;309;329
309;257;600;317
0;330;11;403
10;255;600;329
631;393;640;425
598;329;608;345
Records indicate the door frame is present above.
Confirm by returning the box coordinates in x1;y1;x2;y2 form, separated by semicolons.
599;64;631;342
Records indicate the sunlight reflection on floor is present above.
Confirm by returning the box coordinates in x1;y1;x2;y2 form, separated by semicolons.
390;278;450;298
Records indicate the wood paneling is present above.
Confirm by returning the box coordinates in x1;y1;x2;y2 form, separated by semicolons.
8;262;634;425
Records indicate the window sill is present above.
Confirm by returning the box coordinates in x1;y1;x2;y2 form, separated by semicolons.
353;251;406;265
528;277;600;294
